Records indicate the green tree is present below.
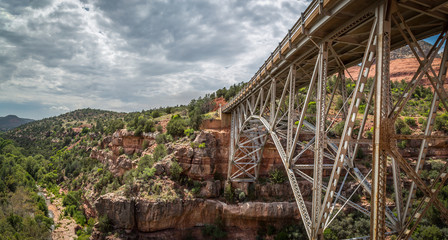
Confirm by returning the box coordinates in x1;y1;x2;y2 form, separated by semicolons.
166;117;187;137
189;107;203;130
170;159;183;181
153;144;167;161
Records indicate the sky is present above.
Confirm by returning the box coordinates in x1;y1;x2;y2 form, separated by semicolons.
0;0;310;120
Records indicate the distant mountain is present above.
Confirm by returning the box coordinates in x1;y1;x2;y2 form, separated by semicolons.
0;115;34;131
391;40;440;60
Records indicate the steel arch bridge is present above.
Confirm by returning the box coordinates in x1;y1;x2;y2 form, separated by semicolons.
222;0;448;239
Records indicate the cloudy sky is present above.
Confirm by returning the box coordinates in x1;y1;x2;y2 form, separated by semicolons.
0;0;310;119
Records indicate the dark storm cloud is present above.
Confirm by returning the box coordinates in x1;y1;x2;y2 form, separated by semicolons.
93;0;249;63
0;0;309;119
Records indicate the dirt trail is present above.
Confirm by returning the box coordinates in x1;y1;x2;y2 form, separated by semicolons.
43;189;78;240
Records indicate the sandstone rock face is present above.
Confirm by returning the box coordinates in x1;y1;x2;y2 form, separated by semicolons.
199;180;221;198
95;193;135;230
348;57;441;84
90;130;156;176
167;131;218;180
95;193;300;233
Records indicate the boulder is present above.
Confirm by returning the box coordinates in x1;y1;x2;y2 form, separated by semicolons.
199;180;221;198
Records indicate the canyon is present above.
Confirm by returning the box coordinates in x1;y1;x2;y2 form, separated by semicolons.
88;116;448;239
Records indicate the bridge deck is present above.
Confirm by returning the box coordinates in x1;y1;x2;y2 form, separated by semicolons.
222;0;448;113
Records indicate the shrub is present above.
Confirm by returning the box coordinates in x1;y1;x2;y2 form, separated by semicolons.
155;134;167;144
358;104;366;114
274;225;307;240
198;143;206;148
191;181;202;195
153;144;167;161
142;140;149;149
140;167;156;180
269;168;286;184
98;215;113;233
73;211;86;225
170;159;183;181
189;107;203;130
397;140;407;149
430;160;444;171
336;97;344;110
333;121;345;136
144;120;155;133
62;191;80;207
404;117;417;127
365;128;373;139
224;183;234;203
139;154;156;169
134;126;143;136
107;119;124;133
418;117;425;124
434;113;448;133
184;128;194;137
167;117;187;137
156;125;163;132
413;225;443;240
395;118;411;135
151;111;160;118
356;148;365;159
324;228;338;240
307;101;317;114
238;191;246;202
202;222;227;240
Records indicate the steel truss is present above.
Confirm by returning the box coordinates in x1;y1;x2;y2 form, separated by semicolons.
226;0;448;239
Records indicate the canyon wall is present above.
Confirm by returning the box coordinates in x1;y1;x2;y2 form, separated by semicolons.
95;193;300;240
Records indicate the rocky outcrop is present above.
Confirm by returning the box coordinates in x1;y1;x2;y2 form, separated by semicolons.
90;129;156;176
199;180;222;198
90;148;135;176
348;57;441;84
95;193;300;233
167;132;218;180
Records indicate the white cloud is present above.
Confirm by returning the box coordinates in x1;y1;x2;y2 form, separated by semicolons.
50;105;70;112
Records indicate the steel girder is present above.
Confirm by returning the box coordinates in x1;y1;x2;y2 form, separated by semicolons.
226;0;448;239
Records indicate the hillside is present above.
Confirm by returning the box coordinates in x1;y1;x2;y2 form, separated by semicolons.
3;108;126;157
0;115;34;131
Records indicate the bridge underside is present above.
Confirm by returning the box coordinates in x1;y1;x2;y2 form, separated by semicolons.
225;0;448;239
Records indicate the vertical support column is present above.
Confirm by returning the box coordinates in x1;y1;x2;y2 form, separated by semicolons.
287;65;296;165
250;94;256;114
270;79;277;125
339;70;348;120
371;2;391;239
227;111;236;181
313;41;328;239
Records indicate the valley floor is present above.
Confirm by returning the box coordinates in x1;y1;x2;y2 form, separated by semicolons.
42;189;78;240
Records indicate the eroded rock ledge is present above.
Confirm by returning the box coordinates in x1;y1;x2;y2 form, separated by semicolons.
95;193;300;233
